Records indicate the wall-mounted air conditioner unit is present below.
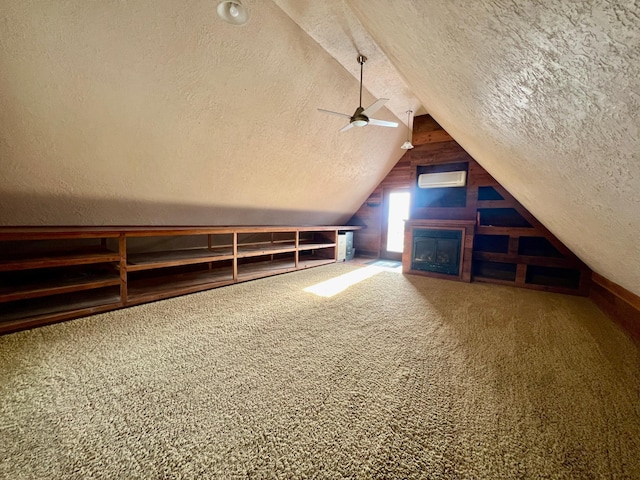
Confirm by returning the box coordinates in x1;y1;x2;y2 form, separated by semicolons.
418;171;467;189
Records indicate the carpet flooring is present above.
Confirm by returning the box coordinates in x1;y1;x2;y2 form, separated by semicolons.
1;263;639;479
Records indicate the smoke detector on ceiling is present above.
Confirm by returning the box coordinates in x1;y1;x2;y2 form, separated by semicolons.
217;1;249;26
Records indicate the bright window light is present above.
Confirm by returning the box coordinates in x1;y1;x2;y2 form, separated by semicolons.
304;266;384;298
386;191;410;253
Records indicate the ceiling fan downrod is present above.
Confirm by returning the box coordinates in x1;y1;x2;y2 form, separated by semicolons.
357;54;367;109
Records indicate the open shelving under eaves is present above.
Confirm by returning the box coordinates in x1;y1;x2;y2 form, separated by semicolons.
0;225;358;335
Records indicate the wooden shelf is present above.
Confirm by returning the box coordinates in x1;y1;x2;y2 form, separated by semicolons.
0;247;120;272
476;226;541;237
236;239;293;246
472;199;587;295
476;200;513;209
472;251;580;268
471;259;517;283
0;271;120;303
127;268;234;305
0;302;122;335
298;257;336;269
0;228;122;241
236;243;297;258
237;258;297;281
127;248;233;271
473;276;517;287
0;288;121;325
298;242;336;251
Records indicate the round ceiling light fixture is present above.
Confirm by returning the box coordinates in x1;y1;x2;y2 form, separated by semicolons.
217;1;249;26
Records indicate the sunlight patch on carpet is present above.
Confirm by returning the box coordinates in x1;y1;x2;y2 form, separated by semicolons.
303;266;384;297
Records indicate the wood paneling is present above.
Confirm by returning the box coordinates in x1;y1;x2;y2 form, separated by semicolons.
410;141;478;222
591;273;640;344
350;200;383;257
413;114;443;134
412;115;453;144
395;117;591;295
410;142;474;168
352;113;590;297
350;115;456;258
350;153;412;257
412;129;453;145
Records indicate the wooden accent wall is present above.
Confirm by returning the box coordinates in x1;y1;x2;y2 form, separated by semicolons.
348;152;412;257
410;141;477;221
352;114;591;296
410;140;590;295
412;114;453;145
349;115;449;257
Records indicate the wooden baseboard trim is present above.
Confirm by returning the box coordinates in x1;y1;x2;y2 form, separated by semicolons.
590;273;640;344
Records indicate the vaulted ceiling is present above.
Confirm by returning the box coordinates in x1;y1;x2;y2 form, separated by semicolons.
1;1;638;295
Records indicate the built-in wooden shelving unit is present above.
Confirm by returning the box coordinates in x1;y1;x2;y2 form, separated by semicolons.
401;133;591;295
0;225;356;334
470;183;590;295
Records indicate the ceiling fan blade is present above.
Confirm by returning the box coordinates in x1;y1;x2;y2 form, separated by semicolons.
368;118;399;128
340;122;355;132
317;108;352;119
361;98;388;117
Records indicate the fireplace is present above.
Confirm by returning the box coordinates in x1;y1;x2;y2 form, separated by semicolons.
403;216;474;282
411;229;462;275
403;219;474;282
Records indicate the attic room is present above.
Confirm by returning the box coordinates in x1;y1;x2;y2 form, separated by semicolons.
1;0;638;477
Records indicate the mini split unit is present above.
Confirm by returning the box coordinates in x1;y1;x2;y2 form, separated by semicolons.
418;171;467;189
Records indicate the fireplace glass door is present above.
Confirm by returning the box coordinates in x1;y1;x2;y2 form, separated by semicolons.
411;229;462;276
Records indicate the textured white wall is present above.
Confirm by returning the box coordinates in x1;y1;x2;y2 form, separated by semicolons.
0;0;405;226
348;0;640;296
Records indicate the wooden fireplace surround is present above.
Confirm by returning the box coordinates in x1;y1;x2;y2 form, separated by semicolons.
402;219;475;282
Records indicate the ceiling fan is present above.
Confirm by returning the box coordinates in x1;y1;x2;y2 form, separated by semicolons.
318;55;399;132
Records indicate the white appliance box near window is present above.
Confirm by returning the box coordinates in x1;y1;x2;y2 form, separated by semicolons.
418;171;467;189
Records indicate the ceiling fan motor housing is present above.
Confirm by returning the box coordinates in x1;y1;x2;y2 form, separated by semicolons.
352;106;369;127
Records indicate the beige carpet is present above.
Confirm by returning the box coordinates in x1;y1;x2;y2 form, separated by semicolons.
1;263;639;479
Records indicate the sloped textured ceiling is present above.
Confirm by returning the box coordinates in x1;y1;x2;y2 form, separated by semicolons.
0;0;404;226
346;0;640;296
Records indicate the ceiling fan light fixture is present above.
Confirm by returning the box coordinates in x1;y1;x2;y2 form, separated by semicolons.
217;1;249;25
401;109;414;149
